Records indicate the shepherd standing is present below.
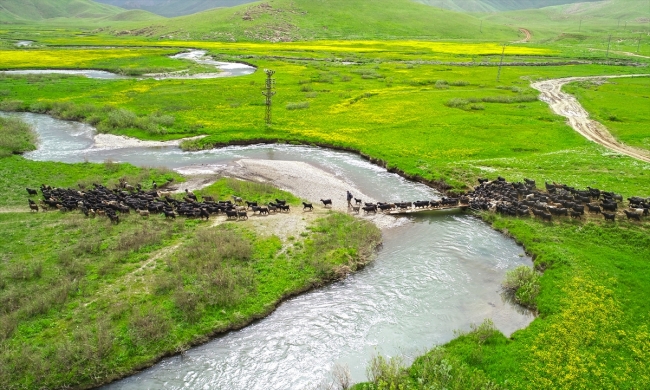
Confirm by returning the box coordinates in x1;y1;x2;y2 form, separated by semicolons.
347;191;353;208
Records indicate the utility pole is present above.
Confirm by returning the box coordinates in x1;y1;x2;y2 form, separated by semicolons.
496;44;506;82
606;34;612;62
262;69;276;126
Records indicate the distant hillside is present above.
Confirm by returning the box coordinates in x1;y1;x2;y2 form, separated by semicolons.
103;9;164;21
481;0;650;39
119;0;518;41
414;0;602;13
0;0;123;22
94;0;255;17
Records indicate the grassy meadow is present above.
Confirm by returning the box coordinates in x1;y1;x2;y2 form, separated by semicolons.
0;41;648;193
0;18;649;389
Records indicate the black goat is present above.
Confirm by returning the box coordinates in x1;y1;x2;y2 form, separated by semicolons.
302;202;313;211
624;210;641;221
320;199;332;208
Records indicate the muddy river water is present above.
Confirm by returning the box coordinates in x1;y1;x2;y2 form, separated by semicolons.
1;110;534;389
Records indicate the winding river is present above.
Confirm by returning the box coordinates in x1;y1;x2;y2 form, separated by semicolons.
0;50;256;79
2;111;534;389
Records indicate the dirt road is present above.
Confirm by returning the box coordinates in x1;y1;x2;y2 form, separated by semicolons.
531;75;650;164
514;28;532;43
588;48;650;60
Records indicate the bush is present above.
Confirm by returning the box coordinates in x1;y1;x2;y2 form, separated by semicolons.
367;353;407;387
435;80;449;89
0;117;37;156
503;265;540;309
286;101;310;110
106;108;137;129
0;99;25;112
449;80;470;86
129;307;170;344
445;98;469;108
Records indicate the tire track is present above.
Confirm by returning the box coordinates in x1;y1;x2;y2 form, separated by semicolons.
531;74;650;163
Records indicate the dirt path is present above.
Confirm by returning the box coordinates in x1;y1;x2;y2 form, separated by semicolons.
588;48;650;60
514;28;532;43
531;74;650;164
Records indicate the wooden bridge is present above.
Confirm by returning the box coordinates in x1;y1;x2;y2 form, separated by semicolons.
383;204;470;216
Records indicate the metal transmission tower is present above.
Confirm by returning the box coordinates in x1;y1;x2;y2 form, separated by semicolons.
262;69;276;126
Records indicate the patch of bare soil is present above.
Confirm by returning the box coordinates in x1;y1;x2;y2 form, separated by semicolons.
531;74;650;164
514;28;532;43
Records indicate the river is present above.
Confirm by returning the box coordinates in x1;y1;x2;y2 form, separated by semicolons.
2;111;534;389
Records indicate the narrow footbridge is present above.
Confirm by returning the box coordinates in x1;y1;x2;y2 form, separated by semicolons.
384;204;469;215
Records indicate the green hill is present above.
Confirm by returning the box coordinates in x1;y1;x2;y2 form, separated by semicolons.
94;0;255;17
0;0;123;22
102;9;165;21
414;0;601;13
123;0;518;41
481;0;650;40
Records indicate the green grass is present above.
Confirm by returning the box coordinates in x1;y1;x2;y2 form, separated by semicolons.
0;155;180;208
0;116;36;157
0;43;647;194
0;162;382;389
196;177;302;205
0;0;123;22
481;0;650;44
564;76;650;151
120;0;519;41
0;48;215;76
0;27;649;389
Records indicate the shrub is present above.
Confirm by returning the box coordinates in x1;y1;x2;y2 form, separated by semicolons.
305;92;318;99
0;99;24;111
470;104;485;111
129;307;170;344
449;80;470;86
29;101;51;113
503;265;540;309
286;101;310;110
435;80;449;89
300;84;314;92
367;353;407;386
445;98;469;108
0;116;37;156
106;108;137;129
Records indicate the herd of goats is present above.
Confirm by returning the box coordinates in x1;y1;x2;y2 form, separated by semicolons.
24;176;649;224
467;177;649;222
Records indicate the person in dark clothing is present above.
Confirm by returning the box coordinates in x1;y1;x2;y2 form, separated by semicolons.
347;191;353;208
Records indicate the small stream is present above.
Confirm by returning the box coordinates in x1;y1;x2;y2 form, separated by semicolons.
3;111;534;389
0;50;255;79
